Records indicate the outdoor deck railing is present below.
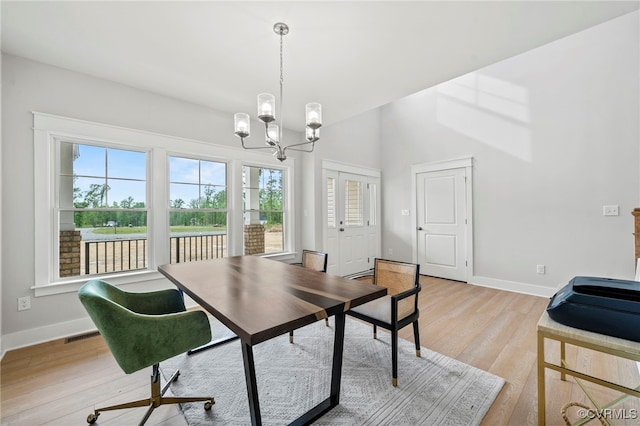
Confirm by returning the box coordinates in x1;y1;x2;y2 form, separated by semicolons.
171;234;227;263
83;234;227;275
84;238;147;275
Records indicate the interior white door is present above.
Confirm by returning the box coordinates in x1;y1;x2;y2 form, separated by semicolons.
416;168;467;281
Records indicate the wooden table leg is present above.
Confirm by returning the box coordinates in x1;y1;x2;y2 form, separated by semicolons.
538;331;546;426
241;341;261;426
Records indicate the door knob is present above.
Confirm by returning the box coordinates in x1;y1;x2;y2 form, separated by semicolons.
340;228;345;232
417;227;423;231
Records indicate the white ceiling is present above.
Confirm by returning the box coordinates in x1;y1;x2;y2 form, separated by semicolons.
2;1;638;130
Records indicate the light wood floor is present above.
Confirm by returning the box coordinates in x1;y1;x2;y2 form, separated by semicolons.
2;276;639;425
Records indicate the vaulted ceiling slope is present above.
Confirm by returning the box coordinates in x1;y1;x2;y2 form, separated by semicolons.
2;1;638;128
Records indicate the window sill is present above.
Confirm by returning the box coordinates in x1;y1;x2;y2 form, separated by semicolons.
260;252;296;262
34;254;297;297
33;270;165;297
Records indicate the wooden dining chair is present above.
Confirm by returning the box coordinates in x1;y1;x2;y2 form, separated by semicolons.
289;249;328;343
301;249;328;273
347;258;421;386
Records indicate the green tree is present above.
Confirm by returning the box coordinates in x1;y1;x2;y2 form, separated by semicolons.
73;183;110;227
120;196;134;208
260;170;282;225
85;183;109;207
171;198;185;209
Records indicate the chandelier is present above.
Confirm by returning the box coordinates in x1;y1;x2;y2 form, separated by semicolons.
233;22;322;162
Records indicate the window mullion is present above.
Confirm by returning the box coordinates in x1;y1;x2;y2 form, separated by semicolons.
152;148;169;267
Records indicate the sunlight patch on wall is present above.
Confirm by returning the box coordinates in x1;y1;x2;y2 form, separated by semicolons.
437;72;532;162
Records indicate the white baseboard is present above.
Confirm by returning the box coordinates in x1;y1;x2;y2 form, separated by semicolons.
469;275;557;299
1;316;97;358
0;297;202;360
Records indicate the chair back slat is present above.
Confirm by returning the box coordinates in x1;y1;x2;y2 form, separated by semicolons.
373;259;419;319
302;250;328;272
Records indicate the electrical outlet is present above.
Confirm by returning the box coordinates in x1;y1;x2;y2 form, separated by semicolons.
603;205;619;216
388;248;393;255
536;264;546;274
18;296;31;311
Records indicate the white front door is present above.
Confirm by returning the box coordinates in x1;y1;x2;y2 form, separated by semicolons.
324;169;380;277
416;167;468;281
338;173;369;276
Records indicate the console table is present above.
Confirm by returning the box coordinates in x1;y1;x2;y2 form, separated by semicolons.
537;312;640;425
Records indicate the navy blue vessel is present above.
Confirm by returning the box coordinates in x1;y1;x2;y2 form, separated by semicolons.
547;276;640;342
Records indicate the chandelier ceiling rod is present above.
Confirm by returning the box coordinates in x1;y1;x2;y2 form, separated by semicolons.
233;22;322;162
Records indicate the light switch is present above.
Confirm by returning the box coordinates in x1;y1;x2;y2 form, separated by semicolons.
401;209;410;216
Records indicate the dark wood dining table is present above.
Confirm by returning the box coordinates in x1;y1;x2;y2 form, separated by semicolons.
158;255;386;426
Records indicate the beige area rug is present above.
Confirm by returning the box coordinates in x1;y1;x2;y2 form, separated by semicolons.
161;317;504;425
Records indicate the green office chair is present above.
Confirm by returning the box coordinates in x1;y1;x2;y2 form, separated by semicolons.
78;279;214;425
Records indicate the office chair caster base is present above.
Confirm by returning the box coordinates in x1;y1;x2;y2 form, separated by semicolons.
87;412;99;424
204;399;214;410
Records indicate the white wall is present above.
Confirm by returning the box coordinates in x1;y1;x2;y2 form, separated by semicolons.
1;54;303;353
3;10;639;352
0;48;3;351
378;11;639;295
301;108;383;251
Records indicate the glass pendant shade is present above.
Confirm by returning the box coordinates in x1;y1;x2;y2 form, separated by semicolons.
305;103;322;129
234;113;250;137
257;93;276;122
306;127;319;142
267;123;280;143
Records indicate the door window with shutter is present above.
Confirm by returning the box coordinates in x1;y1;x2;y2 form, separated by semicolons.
344;179;364;227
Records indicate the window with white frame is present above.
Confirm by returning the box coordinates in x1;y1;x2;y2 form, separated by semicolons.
33;113;294;295
327;177;336;229
59;141;148;278
169;156;227;263
344;179;364;227
242;165;285;255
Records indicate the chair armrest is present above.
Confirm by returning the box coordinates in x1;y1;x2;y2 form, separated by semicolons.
391;284;421;303
391;284;421;322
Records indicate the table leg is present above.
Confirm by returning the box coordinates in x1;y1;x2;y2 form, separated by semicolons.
241;341;261;426
560;340;566;381
188;334;239;355
538;331;546;426
330;312;346;405
290;311;346;426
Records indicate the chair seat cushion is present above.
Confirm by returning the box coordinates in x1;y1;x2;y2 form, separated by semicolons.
350;295;414;324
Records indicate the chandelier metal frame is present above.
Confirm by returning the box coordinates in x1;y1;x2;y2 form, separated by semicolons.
233;22;322;162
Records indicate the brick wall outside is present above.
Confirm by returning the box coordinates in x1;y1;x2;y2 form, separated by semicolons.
244;224;265;255
60;230;81;277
